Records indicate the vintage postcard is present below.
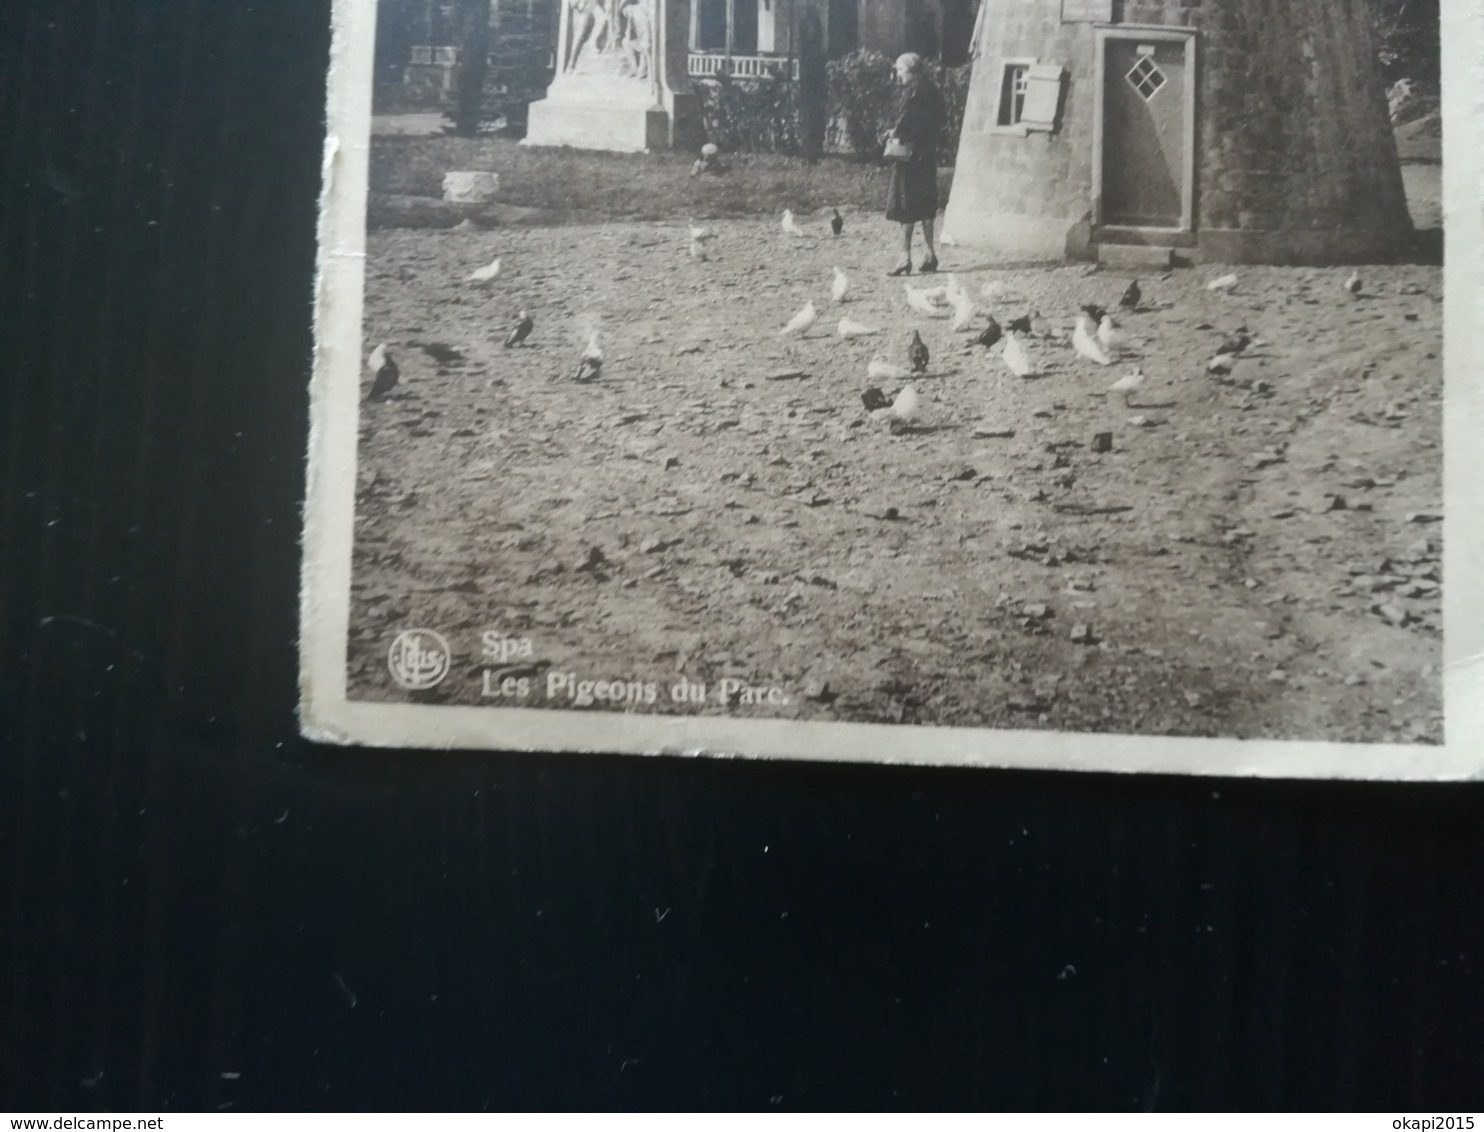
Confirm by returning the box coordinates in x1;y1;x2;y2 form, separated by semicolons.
302;0;1483;779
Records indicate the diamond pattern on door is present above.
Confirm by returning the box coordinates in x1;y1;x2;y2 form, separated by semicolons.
1125;55;1167;100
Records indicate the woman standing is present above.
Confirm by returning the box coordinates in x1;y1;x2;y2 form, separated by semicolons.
884;53;945;276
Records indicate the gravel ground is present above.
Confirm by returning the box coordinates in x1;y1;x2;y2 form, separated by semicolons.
348;215;1443;745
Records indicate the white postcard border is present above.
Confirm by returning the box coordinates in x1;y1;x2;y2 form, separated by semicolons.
301;0;1484;781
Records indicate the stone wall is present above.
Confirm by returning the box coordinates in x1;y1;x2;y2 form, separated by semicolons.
945;0;1098;258
944;0;1414;264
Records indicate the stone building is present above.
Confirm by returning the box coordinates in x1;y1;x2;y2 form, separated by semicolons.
942;0;1413;264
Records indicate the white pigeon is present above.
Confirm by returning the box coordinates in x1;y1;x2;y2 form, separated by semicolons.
690;239;708;262
867;356;910;382
941;275;975;331
573;332;603;382
1097;315;1123;355
981;279;1013;302
1206;272;1239;292
1344;270;1363;295
831;267;850;304
1073;314;1114;366
1108;367;1145;406
779;300;818;336
905;283;952;319
1003;332;1035;378
782;209;805;237
838;317;881;339
466;257;502;284
949;294;978;333
871;383;919;428
366;342;399;400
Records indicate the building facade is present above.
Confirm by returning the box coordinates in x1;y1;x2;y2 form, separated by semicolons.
684;0;976;77
377;0;977;105
943;0;1413;264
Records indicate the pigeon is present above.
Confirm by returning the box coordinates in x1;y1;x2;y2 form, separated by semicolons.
975;315;1003;350
573;333;602;382
367;343;399;400
1119;280;1142;310
861;386;890;412
1344;270;1363;295
1081;304;1108;326
1073;314;1113;366
905;283;952;318
690;239;709;261
504;311;535;348
949;296;977;333
417;341;464;364
1002;333;1034;378
1096;315;1122;355
782;209;805;237
1108;367;1145;406
944;276;976;331
981;279;1014;302
838;317;881;339
870;383;919;429
780;300;818;336
1005;314;1033;336
868;356;911;382
830;208;844;236
909;330;930;374
1206;272;1239;292
467;257;502;284
831;267;850;304
1030;310;1054;338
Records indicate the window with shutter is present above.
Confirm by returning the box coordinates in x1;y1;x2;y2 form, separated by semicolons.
992;58;1039;132
1020;63;1065;131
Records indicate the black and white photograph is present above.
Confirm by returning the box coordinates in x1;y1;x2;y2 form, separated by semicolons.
303;0;1478;775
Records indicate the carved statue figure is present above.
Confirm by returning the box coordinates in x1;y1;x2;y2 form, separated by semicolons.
619;0;652;80
565;0;611;73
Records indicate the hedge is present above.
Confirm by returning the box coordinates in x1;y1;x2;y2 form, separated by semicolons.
695;50;971;161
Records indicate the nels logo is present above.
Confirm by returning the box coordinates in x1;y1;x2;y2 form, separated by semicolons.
388;629;452;691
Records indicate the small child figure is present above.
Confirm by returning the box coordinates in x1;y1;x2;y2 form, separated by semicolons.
689;143;729;176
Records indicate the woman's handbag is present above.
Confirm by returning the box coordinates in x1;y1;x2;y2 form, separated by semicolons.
883;136;914;162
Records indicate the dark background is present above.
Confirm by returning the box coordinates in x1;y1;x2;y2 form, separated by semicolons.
2;0;1481;1113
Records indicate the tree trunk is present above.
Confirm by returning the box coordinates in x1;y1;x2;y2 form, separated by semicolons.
452;0;493;137
797;8;827;163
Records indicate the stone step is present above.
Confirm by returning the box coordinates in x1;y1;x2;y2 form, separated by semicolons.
1095;243;1177;269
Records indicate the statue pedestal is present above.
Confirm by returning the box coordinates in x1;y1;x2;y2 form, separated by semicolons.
525;75;673;152
524;0;701;153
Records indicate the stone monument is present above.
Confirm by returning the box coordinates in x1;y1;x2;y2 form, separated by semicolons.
524;0;702;152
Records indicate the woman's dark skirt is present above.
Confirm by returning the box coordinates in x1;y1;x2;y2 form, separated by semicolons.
885;159;938;224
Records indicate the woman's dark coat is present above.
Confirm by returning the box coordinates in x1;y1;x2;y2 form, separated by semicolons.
885;76;944;224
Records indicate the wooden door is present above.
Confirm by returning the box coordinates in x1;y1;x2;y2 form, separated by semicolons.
1101;37;1189;229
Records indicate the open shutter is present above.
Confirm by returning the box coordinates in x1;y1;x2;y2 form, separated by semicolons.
1020;63;1066;132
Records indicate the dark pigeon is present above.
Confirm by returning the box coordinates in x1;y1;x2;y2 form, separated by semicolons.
909;330;929;375
504;311;535;348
